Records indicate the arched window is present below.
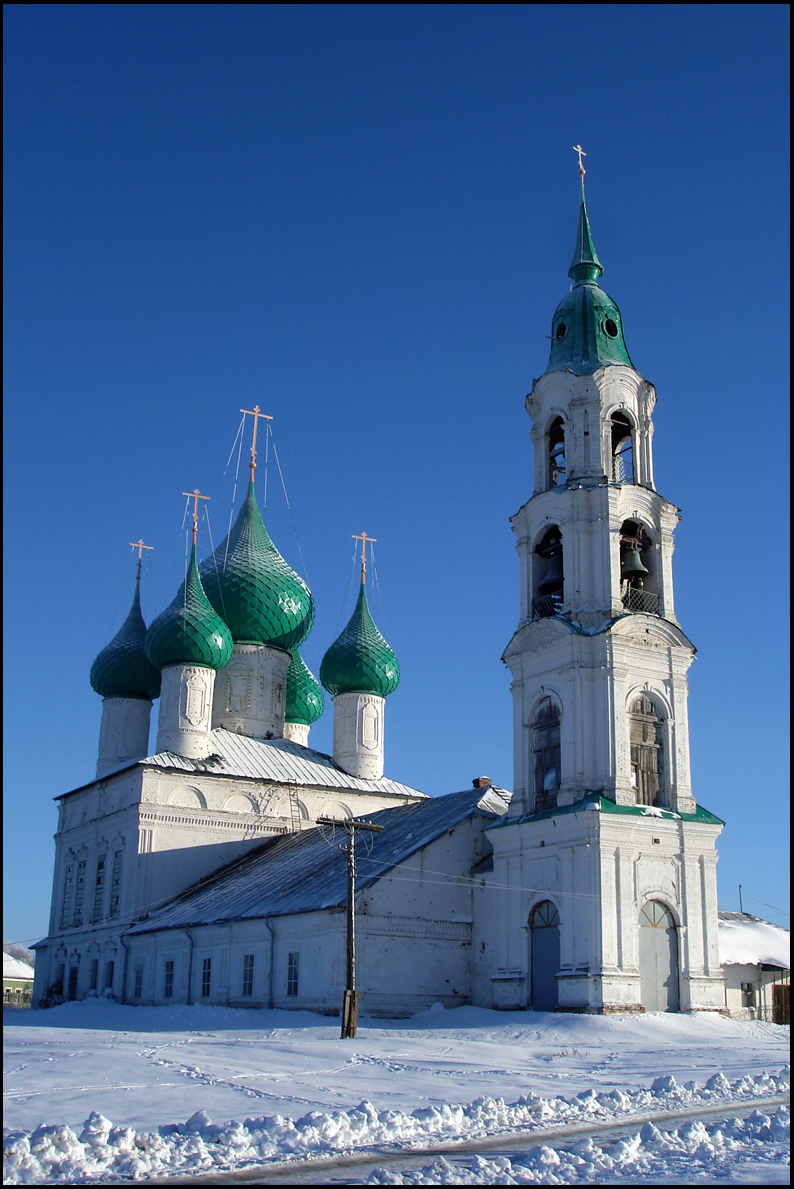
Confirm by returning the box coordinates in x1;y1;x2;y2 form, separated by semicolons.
611;412;634;483
532;697;561;811
533;528;563;619
630;694;665;807
547;418;566;489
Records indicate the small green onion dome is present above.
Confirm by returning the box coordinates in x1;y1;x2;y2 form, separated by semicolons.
200;483;315;651
90;584;161;700
320;582;400;698
285;649;325;726
145;545;233;671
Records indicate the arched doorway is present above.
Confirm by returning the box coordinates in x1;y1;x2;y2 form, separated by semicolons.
530;900;560;1011
639;901;679;1012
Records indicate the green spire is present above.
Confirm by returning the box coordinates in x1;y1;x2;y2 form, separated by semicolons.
200;482;314;651
320;581;400;698
568;179;604;284
544;177;633;377
145;544;233;671
90;583;161;701
285;649;325;726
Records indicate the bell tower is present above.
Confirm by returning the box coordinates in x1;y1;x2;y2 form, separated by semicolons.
488;155;725;1016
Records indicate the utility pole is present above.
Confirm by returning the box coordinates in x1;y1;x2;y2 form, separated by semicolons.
317;816;384;1038
739;884;744;914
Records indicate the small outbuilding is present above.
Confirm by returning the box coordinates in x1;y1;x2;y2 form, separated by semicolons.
3;953;35;1007
718;911;790;1023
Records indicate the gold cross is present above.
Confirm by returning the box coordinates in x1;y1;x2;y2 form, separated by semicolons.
182;489;210;544
573;144;586;176
241;405;273;479
128;538;153;583
352;532;377;583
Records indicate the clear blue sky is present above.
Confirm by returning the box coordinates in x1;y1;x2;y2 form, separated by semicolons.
4;4;790;946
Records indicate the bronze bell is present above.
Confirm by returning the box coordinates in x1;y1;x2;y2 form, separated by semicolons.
539;549;564;594
621;548;649;581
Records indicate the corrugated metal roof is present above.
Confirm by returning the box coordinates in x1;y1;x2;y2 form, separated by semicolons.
128;785;510;934
62;728;427;800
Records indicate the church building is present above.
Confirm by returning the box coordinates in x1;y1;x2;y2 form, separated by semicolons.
32;166;727;1017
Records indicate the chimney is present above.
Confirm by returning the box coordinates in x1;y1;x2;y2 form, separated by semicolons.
472;776;491;788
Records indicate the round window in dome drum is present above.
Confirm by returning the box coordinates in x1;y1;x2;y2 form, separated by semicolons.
605;318;618;338
555;322;567;341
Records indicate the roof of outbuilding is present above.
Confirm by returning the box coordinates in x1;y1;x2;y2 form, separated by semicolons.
127;785;510;934
3;953;34;981
59;727;428;801
718;912;790;969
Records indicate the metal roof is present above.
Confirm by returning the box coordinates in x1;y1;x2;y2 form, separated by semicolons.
128;785;510;934
61;728;427;801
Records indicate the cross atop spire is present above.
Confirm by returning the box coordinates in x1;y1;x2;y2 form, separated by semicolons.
241;405;273;481
128;538;153;585
568;148;603;284
182;489;210;545
352;532;376;584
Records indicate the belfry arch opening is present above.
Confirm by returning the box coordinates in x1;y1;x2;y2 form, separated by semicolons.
547;418;566;489
533;527;563;619
611;412;634;483
620;519;659;616
629;693;666;807
532;696;561;812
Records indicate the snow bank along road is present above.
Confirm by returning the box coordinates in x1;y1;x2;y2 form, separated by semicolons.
3;1001;789;1183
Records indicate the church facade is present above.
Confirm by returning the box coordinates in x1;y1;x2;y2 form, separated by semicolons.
33;173;727;1017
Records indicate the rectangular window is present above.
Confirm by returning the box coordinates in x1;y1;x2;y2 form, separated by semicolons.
133;963;144;999
287;952;299;998
201;957;212;998
242;954;254;997
92;856;106;921
73;860;87;926
741;982;755;1008
163;960;174;999
89;959;99;991
68;966;79;1000
108;850;123;918
54;963;65;997
60;866;73;928
104;960;114;990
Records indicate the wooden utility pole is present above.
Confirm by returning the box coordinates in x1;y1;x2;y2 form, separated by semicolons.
317;816;384;1038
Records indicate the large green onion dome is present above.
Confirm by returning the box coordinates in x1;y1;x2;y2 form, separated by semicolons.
285;649;325;726
545;181;633;377
320;582;400;698
90;584;161;700
145;545;233;671
200;482;314;651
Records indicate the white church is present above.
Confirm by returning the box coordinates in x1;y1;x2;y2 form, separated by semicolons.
32;172;729;1018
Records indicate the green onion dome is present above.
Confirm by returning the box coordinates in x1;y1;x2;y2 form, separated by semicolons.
320;582;400;698
200;482;315;651
145;545;233;671
90;584;161;700
285;649;325;726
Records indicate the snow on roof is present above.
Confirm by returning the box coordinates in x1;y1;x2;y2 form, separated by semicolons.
128;785;510;934
718;913;790;969
3;953;34;981
63;728;428;801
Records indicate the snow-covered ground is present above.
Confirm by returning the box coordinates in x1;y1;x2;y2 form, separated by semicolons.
3;1002;789;1183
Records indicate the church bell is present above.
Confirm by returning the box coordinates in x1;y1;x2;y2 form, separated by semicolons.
538;549;564;594
621;548;649;582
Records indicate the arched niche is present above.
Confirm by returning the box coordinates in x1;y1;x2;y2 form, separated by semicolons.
167;785;207;810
